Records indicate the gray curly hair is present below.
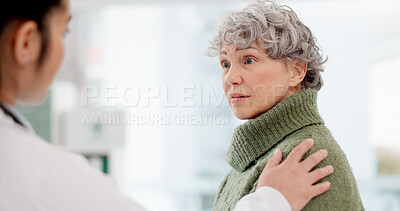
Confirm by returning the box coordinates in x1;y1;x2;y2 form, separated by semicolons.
207;0;326;90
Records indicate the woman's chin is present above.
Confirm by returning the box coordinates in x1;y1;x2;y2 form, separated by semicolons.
233;110;256;120
232;108;267;120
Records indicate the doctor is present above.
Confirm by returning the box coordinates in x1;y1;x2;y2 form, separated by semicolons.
0;0;333;210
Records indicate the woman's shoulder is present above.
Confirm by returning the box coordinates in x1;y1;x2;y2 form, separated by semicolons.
279;124;340;153
0;118;94;178
255;125;364;210
275;124;354;179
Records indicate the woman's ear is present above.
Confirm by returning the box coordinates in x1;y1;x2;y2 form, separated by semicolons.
13;21;41;67
288;59;307;88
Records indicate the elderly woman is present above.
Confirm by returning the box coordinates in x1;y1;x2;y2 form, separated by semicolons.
208;1;364;210
0;0;334;210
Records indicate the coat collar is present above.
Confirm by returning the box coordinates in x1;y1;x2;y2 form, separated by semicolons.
0;103;35;134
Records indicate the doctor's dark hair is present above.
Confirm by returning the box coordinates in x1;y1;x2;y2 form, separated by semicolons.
0;0;64;65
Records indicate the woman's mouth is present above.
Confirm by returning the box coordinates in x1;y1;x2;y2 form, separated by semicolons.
230;93;250;103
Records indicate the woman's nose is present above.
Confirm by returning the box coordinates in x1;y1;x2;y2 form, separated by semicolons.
226;65;243;86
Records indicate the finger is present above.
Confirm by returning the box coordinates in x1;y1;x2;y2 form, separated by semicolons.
265;148;283;169
285;138;314;164
309;181;331;198
308;165;334;184
301;149;328;172
257;149;283;190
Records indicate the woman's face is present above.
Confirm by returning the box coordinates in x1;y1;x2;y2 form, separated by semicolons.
219;43;294;119
18;0;71;104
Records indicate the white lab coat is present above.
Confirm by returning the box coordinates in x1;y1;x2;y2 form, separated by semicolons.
0;106;291;211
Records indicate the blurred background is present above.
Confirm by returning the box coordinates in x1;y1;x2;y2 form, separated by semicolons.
16;0;400;210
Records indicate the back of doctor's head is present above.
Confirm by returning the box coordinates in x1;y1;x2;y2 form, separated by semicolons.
0;0;64;64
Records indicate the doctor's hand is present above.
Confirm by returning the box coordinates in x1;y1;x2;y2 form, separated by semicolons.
256;139;333;211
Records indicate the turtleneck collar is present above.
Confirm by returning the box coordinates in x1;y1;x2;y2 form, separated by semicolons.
227;89;324;172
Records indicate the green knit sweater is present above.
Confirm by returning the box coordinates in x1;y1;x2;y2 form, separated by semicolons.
213;89;364;211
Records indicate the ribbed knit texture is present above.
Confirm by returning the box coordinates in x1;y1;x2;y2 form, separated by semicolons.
213;89;364;211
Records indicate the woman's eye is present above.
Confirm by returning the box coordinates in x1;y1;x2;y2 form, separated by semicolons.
245;57;256;64
221;62;230;69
